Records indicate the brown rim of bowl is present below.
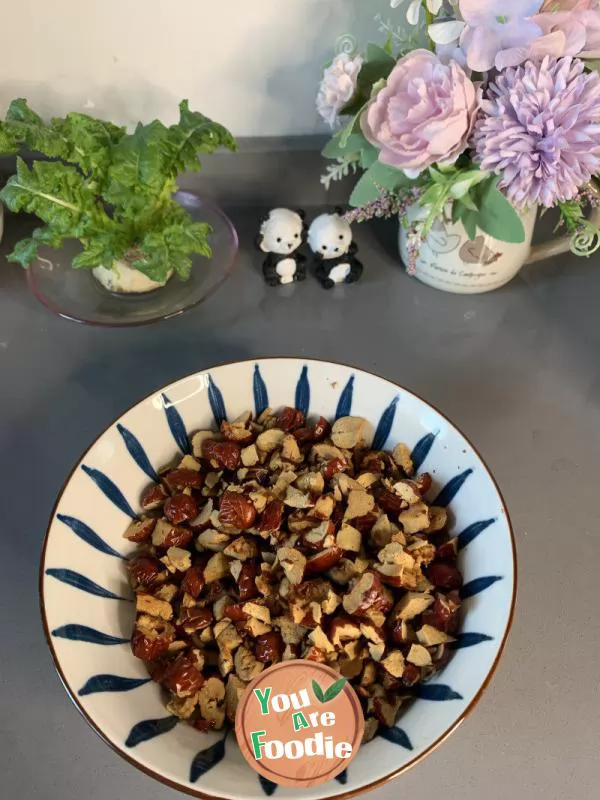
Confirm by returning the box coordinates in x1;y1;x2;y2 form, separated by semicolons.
39;356;518;800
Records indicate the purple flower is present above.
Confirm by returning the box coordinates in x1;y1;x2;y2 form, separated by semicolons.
473;56;600;208
458;0;544;71
361;49;480;176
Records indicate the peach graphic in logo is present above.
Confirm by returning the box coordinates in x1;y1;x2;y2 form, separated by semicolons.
235;660;364;788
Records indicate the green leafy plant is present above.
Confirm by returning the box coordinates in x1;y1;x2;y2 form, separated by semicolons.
311;677;347;703
0;99;236;282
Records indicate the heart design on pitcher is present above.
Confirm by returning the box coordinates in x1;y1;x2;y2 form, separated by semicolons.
429;229;461;255
459;236;503;266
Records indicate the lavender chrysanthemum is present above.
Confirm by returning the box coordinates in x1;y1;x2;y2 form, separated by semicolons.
473;56;600;209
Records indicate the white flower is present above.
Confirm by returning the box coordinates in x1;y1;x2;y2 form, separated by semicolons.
392;0;443;24
316;53;363;128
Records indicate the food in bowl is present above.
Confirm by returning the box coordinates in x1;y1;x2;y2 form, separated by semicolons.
125;406;463;741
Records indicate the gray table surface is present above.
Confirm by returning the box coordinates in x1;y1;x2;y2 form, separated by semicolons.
1;144;599;800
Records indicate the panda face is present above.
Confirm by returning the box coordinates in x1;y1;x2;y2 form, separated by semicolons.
259;209;304;255
307;213;352;260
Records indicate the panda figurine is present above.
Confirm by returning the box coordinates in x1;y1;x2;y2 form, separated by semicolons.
256;208;307;286
307;210;363;289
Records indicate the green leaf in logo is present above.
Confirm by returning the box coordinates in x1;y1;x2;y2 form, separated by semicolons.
311;680;325;703
323;678;347;703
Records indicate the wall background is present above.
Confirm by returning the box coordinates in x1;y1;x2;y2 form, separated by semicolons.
0;0;396;136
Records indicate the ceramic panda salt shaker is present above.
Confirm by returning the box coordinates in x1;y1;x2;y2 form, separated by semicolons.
308;209;363;289
256;208;307;286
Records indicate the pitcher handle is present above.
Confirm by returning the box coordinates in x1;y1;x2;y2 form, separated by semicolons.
526;205;600;265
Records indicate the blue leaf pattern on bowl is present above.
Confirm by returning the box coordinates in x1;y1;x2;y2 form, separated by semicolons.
335;375;354;419
372;395;399;450
48;367;507;792
253;364;269;416
208;375;227;426
117;424;159;482
461;575;503;600
452;632;494;649
413;684;463;701
161;394;191;455
125;716;179;748
457;518;496;551
190;735;227;782
45;568;129;600
78;674;151;696
433;468;473;507
411;431;437;473
258;775;278;795
378;726;413;750
81;465;137;519
51;624;128;645
295;365;310;416
56;514;123;559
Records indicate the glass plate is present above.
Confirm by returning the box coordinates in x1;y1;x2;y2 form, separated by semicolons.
26;192;238;326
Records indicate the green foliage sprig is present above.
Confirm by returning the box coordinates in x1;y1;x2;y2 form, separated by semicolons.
0;99;236;281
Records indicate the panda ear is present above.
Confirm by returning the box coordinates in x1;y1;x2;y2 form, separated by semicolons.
334;205;346;216
296;209;306;220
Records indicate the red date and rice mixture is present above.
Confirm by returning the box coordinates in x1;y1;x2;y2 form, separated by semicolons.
125;408;463;741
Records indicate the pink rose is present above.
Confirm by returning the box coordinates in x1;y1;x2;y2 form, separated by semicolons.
540;0;598;10
361;49;479;176
526;1;600;60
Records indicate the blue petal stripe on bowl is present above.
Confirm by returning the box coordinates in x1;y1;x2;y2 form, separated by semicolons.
78;674;151;696
190;735;227;782
411;431;438;473
335;375;354;419
253;364;269;417
208;375;227;426
412;684;463;701
45;568;129;600
295;365;310;416
372;395;399;451
452;632;494;650
457;518;496;551
56;514;124;559
378;726;413;750
125;716;179;748
51;624;128;645
80;465;137;519
161;394;191;455
461;575;503;600
433;467;473;507
335;769;348;785
258;776;278;796
117;424;159;482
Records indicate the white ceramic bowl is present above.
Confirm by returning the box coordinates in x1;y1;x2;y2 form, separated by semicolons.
40;358;516;800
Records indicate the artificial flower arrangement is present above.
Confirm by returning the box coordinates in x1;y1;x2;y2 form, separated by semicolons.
317;0;600;272
0;99;236;290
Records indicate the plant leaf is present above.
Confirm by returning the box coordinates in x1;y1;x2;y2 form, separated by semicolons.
475;178;526;243
323;677;347;702
460;208;478;240
311;680;325;703
350;161;415;207
322;132;367;160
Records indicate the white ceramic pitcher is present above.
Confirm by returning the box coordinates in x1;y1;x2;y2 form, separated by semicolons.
398;206;600;294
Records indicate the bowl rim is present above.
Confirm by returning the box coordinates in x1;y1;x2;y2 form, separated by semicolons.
39;356;518;800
